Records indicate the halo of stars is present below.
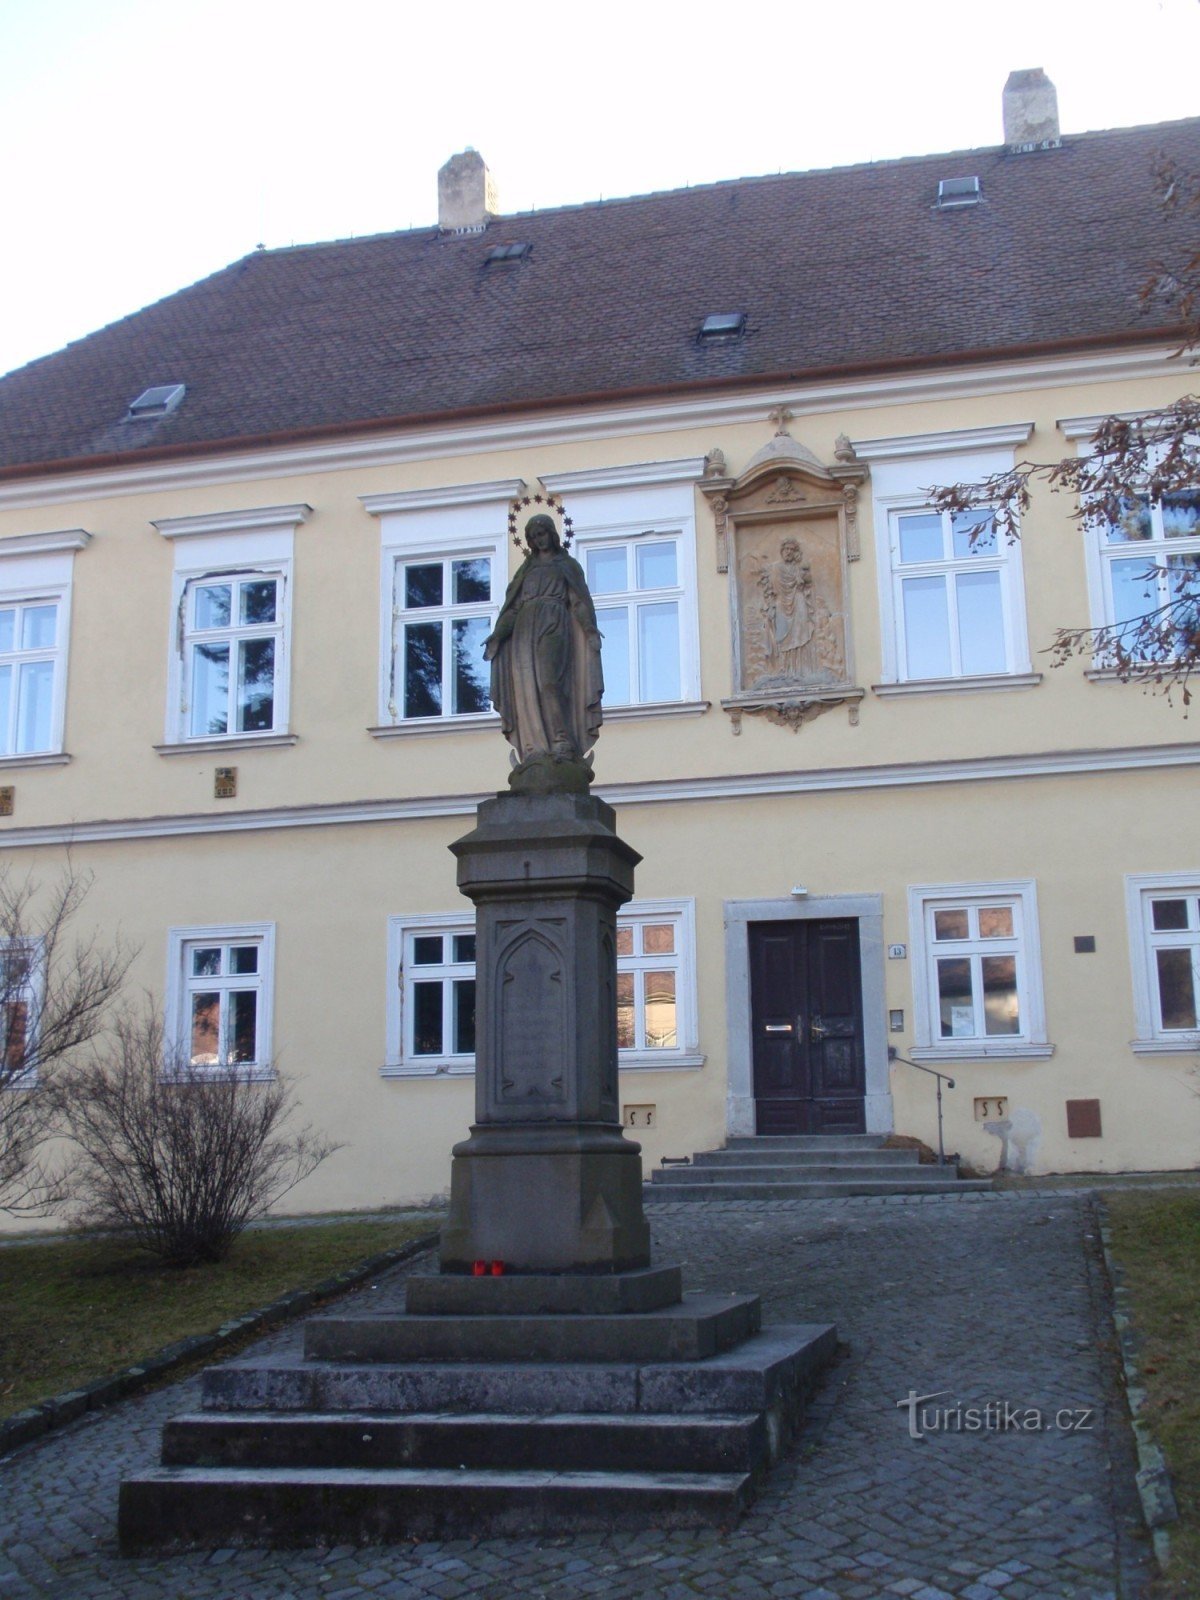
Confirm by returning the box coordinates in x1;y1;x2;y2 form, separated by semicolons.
508;492;574;550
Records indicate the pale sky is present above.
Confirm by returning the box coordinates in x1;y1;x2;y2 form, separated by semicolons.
1;0;1199;380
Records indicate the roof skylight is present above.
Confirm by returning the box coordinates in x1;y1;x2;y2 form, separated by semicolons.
126;383;186;419
484;241;531;264
698;313;746;340
936;176;982;209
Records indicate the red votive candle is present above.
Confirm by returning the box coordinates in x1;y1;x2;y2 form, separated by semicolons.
490;1260;505;1276
472;1259;486;1276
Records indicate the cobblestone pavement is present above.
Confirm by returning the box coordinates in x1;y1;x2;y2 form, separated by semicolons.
0;1191;1153;1599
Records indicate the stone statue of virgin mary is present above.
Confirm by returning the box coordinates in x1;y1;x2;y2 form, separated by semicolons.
484;513;604;791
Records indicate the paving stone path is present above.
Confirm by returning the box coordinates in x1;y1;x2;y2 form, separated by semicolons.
0;1191;1153;1599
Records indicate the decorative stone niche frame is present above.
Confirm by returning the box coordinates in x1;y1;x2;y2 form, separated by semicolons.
700;417;868;733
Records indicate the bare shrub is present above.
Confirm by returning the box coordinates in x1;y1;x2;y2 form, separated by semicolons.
60;1006;339;1266
0;861;132;1215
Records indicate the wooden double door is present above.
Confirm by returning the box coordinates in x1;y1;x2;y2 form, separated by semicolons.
749;919;866;1136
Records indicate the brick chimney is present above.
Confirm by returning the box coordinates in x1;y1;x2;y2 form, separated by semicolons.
1002;69;1061;149
437;149;499;233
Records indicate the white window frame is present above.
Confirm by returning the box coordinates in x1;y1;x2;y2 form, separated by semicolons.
1125;871;1200;1052
1079;479;1200;669
541;463;705;719
154;506;308;752
0;529;89;766
361;482;519;735
383;898;702;1077
859;435;1035;693
165;922;276;1080
907;879;1052;1060
1;935;43;1087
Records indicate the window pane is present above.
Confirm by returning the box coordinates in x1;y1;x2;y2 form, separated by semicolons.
404;564;443;609
1110;557;1158;629
4;1000;28;1072
902;576;952;678
642;923;675;954
16;660;54;751
586;548;628;595
636;542;677;590
452;617;490;714
597;606;630;703
190;642;230;736
453;979;476;1054
981;955;1020;1035
933;908;969;941
21;604;57;649
412;981;443;1054
237;637;275;732
951;511;998;558
404;621;443;718
240;580;277;625
1156;947;1197;1030
1152;898;1190;931
1105;497;1153;543
412;936;443;965
453;558;490;604
1162;491;1200;538
0;610;13;651
978;906;1014;939
897;513;944;564
452;934;476;963
644;970;677;1048
638;602;681;701
1167;554;1200;639
230;946;259;974
615;926;634;957
0;665;9;755
194;584;232;629
956;569;1006;675
937;957;974;1037
190;993;220;1065
616;971;635;1049
229;989;258;1063
191;947;222;976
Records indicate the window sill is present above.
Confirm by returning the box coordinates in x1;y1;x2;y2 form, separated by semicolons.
620;1051;706;1071
873;673;1042;697
156;733;297;756
369;715;501;740
0;751;70;770
603;701;710;723
1084;667;1178;685
160;1064;276;1083
1130;1037;1200;1056
379;1061;475;1078
907;1043;1055;1062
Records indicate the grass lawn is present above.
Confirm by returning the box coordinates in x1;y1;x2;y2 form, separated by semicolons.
1104;1190;1200;1598
0;1217;434;1419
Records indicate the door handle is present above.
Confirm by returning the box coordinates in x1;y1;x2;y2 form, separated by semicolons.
764;1023;793;1033
810;1019;827;1039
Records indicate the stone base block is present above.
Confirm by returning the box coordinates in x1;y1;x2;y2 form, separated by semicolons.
440;1146;650;1273
405;1265;681;1316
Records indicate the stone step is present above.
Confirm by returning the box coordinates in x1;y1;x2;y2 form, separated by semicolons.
651;1163;953;1185
644;1178;992;1201
691;1147;919;1167
726;1134;889;1149
304;1292;761;1365
203;1325;839;1418
405;1265;682;1317
163;1409;767;1475
119;1464;754;1551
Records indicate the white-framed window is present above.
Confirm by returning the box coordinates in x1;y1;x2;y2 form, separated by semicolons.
362;482;517;732
154;505;308;750
857;432;1035;691
0;529;89;763
383;899;701;1076
1;938;41;1084
1092;490;1200;660
1125;873;1200;1051
166;923;275;1078
907;880;1051;1060
540;463;704;715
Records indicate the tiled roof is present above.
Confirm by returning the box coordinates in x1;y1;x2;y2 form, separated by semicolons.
2;118;1198;476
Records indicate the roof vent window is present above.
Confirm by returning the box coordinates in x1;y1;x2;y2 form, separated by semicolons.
484;241;531;264
936;176;982;209
126;383;186;419
698;312;746;340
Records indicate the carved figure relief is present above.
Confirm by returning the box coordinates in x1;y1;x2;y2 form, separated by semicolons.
738;523;846;692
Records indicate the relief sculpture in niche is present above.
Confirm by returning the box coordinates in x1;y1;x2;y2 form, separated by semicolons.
737;519;847;698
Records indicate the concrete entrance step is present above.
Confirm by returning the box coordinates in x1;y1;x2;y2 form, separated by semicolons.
645;1177;992;1201
163;1409;767;1475
693;1146;919;1166
726;1134;889;1150
652;1163;955;1186
119;1464;754;1550
304;1292;761;1364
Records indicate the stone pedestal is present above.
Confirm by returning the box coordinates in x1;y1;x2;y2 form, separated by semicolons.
439;792;651;1274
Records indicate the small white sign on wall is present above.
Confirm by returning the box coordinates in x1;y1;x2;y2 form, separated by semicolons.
888;944;907;959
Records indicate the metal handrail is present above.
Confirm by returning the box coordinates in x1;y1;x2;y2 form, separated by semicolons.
888;1048;956;1165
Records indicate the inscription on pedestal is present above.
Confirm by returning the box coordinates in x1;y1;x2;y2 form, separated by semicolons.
497;920;567;1104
